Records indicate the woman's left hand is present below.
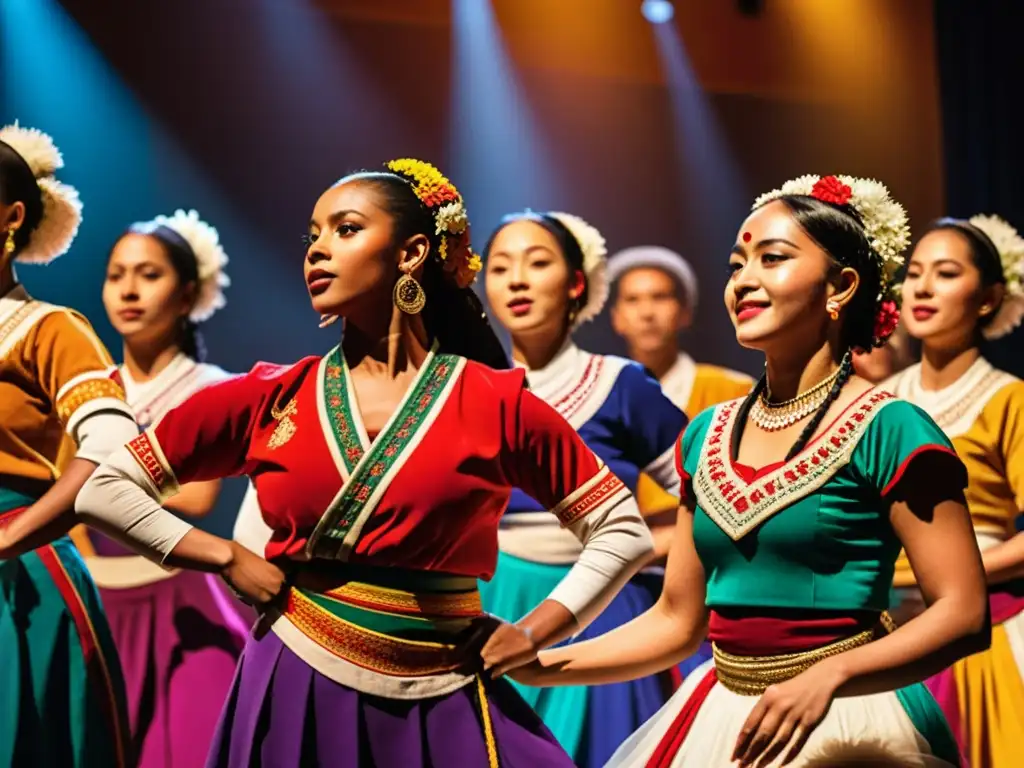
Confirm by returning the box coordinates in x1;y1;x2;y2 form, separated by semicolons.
732;660;845;767
480;620;539;678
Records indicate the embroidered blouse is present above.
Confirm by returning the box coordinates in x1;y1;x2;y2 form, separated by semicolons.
886;359;1024;583
0;284;134;496
499;341;686;564
677;389;964;612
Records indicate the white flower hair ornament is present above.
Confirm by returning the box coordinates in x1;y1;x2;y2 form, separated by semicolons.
0;122;83;264
753;174;911;347
969;214;1024;340
548;212;608;328
151;209;230;322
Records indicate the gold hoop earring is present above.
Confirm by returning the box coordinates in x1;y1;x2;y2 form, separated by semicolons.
826;300;840;321
394;273;426;315
3;228;15;258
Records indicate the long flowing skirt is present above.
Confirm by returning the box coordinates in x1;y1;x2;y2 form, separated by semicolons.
0;535;131;767
99;569;250;768
609;659;960;767
206;627;572;767
479;551;711;767
896;584;1024;768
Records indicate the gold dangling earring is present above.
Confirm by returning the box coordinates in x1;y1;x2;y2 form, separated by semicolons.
394;273;426;315
3;229;15;258
827;300;840;321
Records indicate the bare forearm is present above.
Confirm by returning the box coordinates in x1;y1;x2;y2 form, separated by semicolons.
162;528;235;572
0;459;96;558
517;599;577;649
981;532;1024;584
825;596;989;698
163;480;221;519
533;601;705;687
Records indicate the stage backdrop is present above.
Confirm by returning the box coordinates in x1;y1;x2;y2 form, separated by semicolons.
3;0;944;533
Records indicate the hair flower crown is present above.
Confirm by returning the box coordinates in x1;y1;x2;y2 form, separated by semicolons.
753;174;911;347
385;158;481;289
0;121;83;264
968;213;1024;339
148;209;230;323
548;212;609;328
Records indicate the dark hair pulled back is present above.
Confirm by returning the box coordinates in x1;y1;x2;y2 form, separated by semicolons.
0;140;44;254
345;172;510;370
484;211;590;320
115;223;206;362
922;218;1005;330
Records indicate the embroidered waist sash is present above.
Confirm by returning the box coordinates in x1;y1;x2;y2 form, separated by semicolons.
709;608;896;695
282;563;484;680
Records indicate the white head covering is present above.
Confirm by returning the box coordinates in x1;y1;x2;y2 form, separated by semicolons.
607;246;698;311
0;122;82;264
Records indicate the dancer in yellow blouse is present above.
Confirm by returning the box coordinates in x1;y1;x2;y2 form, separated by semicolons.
887;213;1024;768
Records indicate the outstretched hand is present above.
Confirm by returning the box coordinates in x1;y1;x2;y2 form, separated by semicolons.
470;614;540;679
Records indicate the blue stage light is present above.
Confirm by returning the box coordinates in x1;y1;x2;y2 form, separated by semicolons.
641;0;675;24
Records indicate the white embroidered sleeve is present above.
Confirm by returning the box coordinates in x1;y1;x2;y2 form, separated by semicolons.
75;445;193;562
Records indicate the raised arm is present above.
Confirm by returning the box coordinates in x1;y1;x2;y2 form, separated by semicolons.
0;311;137;558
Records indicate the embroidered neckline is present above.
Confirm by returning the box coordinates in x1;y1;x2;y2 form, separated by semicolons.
309;342;462;559
890;359;1012;431
693;388;895;541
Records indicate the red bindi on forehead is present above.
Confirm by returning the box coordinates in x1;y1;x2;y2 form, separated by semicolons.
742;232;752;243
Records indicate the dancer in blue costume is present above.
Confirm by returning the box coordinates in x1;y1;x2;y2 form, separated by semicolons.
480;210;696;767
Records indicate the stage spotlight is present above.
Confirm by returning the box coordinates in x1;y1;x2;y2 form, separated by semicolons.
641;0;675;25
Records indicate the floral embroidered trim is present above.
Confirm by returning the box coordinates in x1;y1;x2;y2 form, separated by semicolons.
311;352;460;556
56;377;127;424
284;587;465;677
550;465;630;528
693;390;896;541
126;431;178;499
323;348;365;473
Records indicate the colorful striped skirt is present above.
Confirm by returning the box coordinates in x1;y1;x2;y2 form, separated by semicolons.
0;490;131;767
479;551;711;767
207;563;571;767
894;573;1024;767
608;609;960;768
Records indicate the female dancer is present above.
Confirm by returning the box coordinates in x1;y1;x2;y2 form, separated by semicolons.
480;211;690;766
887;214;1024;767
0;123;137;766
77;209;248;767
514;175;990;767
75;159;654;767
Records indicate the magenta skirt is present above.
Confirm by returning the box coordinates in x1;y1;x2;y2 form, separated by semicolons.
206;628;573;767
99;569;250;767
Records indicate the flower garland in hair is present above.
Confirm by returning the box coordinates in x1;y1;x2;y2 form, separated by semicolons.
0;122;83;264
969;214;1024;340
753;174;911;347
385;158;482;289
149;209;230;322
547;212;609;328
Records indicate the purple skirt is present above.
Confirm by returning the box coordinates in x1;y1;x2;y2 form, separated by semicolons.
99;569;250;768
207;628;573;768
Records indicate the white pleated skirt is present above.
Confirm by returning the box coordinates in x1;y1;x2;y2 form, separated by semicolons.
607;660;958;768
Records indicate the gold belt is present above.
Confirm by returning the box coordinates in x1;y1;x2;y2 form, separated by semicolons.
712;612;896;696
